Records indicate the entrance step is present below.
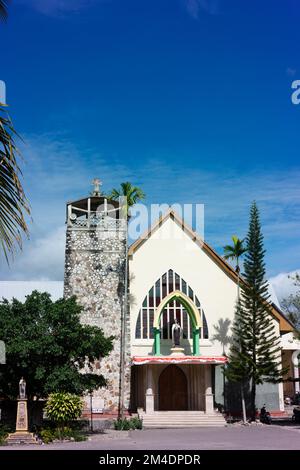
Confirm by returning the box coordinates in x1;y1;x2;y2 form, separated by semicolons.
141;411;226;429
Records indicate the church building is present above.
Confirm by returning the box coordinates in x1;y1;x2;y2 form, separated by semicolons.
63;183;300;426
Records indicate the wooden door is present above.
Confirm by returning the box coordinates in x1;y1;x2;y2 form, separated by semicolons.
158;365;188;410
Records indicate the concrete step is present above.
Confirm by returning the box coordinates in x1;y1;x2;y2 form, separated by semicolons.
144;424;225;428
143;417;224;423
6;432;39;445
143;423;226;428
142;411;209;417
143;421;225;426
143;420;226;426
142;413;220;416
141;412;226;428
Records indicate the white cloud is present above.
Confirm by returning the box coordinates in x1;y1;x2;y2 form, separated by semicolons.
0;275;297;307
267;282;280;308
1;133;300;281
269;270;299;302
19;132;134;230
1;226;66;281
0;281;63;301
0;132;135;281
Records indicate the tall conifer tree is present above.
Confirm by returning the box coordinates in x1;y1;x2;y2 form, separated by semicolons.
243;202;284;419
226;202;285;420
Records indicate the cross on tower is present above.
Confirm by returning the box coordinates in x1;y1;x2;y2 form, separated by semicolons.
92;178;102;196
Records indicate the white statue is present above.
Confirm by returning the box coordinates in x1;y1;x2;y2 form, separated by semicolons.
19;377;26;399
172;319;182;347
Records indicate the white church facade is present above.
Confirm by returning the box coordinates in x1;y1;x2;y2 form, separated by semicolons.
63;187;299;424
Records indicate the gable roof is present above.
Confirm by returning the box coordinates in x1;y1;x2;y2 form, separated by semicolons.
128;209;294;334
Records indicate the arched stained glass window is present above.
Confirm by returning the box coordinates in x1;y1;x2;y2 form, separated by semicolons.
135;270;209;340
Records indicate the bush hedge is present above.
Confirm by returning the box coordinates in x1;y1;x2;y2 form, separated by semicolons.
113;417;142;431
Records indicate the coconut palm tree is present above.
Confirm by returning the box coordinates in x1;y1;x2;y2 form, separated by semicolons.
0;104;30;261
223;235;247;423
108;182;145;419
108;182;145;218
223;235;247;299
0;1;9;21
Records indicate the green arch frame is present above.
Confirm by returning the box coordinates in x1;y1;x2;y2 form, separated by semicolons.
153;290;202;356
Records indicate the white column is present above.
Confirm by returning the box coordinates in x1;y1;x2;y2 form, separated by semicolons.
278;382;285;411
204;365;214;414
145;365;154;414
295;367;300;394
67;204;72;226
87;198;91;228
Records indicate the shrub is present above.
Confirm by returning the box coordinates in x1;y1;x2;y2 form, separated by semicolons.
114;418;126;430
71;430;87;442
55;426;87;442
0;425;11;445
40;426;87;443
114;417;143;431
40;429;55;444
129;416;143;430
45;392;83;438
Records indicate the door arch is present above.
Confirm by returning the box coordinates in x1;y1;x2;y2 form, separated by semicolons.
158;365;188;410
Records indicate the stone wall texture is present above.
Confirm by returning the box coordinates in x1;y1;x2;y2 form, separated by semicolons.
64;226;131;412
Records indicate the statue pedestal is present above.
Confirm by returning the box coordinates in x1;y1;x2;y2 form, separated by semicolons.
6;399;38;445
16;399;28;431
170;347;185;356
6;431;38;445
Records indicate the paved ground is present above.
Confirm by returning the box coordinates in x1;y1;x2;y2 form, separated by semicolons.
1;424;300;450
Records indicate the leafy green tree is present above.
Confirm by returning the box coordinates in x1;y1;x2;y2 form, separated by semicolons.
108;182;145;218
230;202;285;420
281;273;300;330
45;392;83;437
0;291;113;399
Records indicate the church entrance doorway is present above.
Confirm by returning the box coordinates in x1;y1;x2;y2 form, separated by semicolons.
158;365;188;410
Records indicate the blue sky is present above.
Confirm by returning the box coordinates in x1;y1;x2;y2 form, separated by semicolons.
0;0;300;294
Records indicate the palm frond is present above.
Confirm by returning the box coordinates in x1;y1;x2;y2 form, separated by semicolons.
109;188;121;199
108;181;145;216
0;1;9;21
223;235;247;267
0;104;30;262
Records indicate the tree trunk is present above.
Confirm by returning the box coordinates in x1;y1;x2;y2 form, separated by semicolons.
237;269;240;301
223;361;227;412
250;379;256;421
237;269;247;423
241;382;247;424
119;220;128;419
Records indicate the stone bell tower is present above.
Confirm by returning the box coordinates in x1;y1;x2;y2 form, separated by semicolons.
64;179;130;413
